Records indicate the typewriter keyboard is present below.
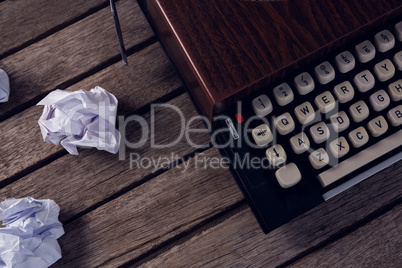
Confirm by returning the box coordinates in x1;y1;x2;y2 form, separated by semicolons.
215;18;402;234
219;21;401;198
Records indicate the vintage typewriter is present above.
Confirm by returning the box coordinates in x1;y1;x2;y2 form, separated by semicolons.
137;0;402;233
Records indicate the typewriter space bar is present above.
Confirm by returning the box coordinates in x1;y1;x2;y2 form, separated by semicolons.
318;130;402;187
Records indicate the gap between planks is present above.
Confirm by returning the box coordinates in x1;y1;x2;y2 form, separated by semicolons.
0;93;212;222
286;203;402;267
48;151;401;267
130;163;401;268
0;0;111;59
127;198;401;268
0;0;154;122
0;42;182;188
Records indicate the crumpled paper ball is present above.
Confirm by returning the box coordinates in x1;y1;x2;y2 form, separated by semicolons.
37;86;121;155
0;69;10;103
0;197;65;268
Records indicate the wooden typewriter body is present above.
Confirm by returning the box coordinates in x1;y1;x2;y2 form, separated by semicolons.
138;0;402;233
139;0;401;119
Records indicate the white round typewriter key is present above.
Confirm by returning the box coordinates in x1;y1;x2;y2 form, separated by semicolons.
315;91;336;114
294;101;315;124
348;126;369;148
395;21;402;41
266;144;287;167
290;132;310;154
374;59;395;82
355;40;376;63
388;80;402;101
252;124;273;146
273;83;294;106
394;50;402;71
335;51;355;73
275;163;301;188
374;29;395;53
387;106;402;126
329;137;350;159
334;81;355;103
252;94;273;117
349;100;370;123
294;72;315;95
309;122;330;144
330;111;350;133
309;148;329;169
274;112;295;135
314;61;335;85
369;89;390;112
354;70;375;92
367;116;388;137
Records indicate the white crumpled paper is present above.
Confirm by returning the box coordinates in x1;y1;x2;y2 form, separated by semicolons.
0;69;10;103
37;86;121;155
0;197;64;268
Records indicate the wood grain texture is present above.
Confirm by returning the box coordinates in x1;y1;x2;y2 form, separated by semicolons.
0;1;400;267
0;92;211;223
0;0;153;119
53;147;242;268
0;43;181;183
288;204;401;267
0;0;109;57
8;146;396;268
147;0;401;118
138;162;401;268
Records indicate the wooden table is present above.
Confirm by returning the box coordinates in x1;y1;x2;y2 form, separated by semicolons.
0;0;400;267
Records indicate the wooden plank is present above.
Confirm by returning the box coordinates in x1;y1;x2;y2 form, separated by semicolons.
0;42;181;183
289;204;401;267
2;111;400;267
0;0;109;57
34;149;398;267
137;163;401;268
54;147;242;268
0;92;211;223
0;0;153;119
